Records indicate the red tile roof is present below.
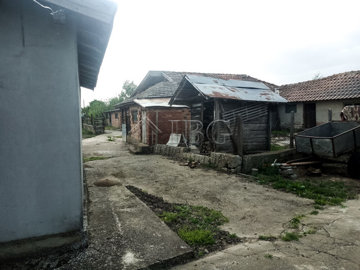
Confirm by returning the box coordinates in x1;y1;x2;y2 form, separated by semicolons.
279;71;360;102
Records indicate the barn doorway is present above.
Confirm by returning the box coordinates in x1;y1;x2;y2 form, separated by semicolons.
303;103;316;128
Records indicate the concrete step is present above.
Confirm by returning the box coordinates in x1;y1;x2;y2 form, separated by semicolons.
62;175;192;269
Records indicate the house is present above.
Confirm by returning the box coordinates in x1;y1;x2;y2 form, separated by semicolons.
278;71;360;129
115;71;191;145
0;0;116;247
170;74;287;154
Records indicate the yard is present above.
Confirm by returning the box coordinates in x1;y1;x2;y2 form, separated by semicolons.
3;130;360;269
80;131;360;269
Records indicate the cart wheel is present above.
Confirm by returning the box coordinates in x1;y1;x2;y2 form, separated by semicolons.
348;152;360;179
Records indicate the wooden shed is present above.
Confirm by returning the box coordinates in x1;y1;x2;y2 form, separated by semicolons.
170;75;287;154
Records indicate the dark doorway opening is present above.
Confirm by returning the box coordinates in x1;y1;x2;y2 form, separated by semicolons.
303;103;316;128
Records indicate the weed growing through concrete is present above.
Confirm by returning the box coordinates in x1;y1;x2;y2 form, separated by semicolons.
258;235;277;241
83;156;110;163
310;210;319;215
282;232;300;241
107;136;115;141
303;229;317;235
289;215;305;229
264;254;273;259
257;165;358;206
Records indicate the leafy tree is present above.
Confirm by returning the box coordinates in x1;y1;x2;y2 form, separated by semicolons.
120;80;137;99
106;80;137;110
82;80;137;117
86;100;107;117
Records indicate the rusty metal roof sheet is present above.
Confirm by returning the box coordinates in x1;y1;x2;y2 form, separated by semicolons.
279;71;360;102
132;71;279;98
185;75;287;103
134;98;188;108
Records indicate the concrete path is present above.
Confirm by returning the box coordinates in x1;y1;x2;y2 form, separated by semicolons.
75;131;360;269
62;131;191;269
173;199;360;270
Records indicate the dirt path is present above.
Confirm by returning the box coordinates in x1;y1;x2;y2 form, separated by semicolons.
81;131;360;269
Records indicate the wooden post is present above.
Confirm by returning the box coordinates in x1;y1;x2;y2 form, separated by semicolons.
328;109;332;122
155;111;159;144
267;104;271;151
214;99;220;152
290;111;294;148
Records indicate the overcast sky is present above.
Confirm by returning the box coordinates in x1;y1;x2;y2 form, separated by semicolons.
81;0;360;107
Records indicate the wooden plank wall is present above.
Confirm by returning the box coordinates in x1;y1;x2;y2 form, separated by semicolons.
222;101;270;154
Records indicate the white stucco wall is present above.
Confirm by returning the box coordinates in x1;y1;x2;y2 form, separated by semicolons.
278;103;303;129
0;0;83;242
316;100;360;124
316;101;344;124
279;99;360;130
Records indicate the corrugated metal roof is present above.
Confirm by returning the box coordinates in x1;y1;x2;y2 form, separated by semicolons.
134;98;188;108
132;71;279;98
185;75;270;90
185;75;287;103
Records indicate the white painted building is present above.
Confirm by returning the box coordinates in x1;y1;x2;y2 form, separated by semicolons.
278;71;360;129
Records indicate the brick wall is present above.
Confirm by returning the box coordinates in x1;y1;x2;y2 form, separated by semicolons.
110;111;122;128
129;105;142;143
146;108;190;145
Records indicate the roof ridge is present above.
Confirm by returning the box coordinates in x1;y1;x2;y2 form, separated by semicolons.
279;70;360;102
158;70;250;77
281;70;360;88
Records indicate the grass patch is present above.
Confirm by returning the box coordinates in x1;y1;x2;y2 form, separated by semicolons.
107;136;115;141
159;204;233;253
82;129;96;139
258;235;277;241
264;254;273;259
270;144;288;151
178;228;215;246
310;210;319;215
115;135;122;138
126;185;242;259
314;204;325;210
304;229;317;235
105;126;119;130
281;232;300;241
83;156;110;163
160;205;229;230
257;165;357;206
289;215;305;229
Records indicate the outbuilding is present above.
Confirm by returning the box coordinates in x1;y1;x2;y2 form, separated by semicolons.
278;71;360;129
170;74;287;154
